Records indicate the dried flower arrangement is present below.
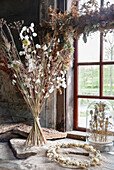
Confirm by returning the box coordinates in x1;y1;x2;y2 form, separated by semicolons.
47;142;102;168
0;0;114;146
88;101;113;144
0;19;73;146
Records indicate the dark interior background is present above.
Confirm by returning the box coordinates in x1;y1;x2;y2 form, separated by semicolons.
0;0;40;24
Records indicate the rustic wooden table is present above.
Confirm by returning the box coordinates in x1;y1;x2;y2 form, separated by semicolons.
0;138;114;170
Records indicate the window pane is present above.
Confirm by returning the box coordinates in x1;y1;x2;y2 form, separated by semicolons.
104;0;114;6
78;66;99;95
78;98;95;128
103;32;114;62
78;32;100;62
78;98;114;128
103;65;114;96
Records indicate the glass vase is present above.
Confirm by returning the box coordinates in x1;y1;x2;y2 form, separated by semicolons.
86;100;114;152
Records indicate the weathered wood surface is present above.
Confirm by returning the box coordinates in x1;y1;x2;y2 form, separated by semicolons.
0;123;67;141
6;139;114;169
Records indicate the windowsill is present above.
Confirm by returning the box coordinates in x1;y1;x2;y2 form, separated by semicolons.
67;131;86;141
67;131;114;143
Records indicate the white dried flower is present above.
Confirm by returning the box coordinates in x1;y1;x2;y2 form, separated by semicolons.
49;86;54;93
25;35;29;40
57;51;59;56
20;32;24;40
44;93;49;98
32;50;36;54
14;74;17;78
31;23;34;27
36;44;41;49
42;89;45;93
12;79;16;85
29;26;34;32
28;48;31;53
61;81;66;88
36;79;40;84
33;32;37;37
35;91;38;94
43;44;47;51
58;38;60;43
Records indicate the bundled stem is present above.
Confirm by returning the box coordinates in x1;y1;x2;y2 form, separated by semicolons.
26;116;47;146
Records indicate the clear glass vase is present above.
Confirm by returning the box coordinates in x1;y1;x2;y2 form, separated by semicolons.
86;100;114;152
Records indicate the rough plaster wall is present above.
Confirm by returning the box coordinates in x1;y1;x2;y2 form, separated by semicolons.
0;71;32;124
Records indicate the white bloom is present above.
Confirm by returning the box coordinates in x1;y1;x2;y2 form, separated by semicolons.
60;71;64;75
41;73;44;77
35;90;38;94
33;32;37;37
36;79;40;84
49;48;52;52
29;26;34;32
53;42;55;46
57;77;62;82
36;44;41;49
14;74;17;78
19;51;23;56
28;63;35;72
42;89;45;93
57;51;59;56
44;51;48;55
47;64;50;68
31;23;34;27
24;35;29;40
20;32;24;40
58;38;60;43
22;26;27;32
56;85;60;89
28;48;31;53
43;44;47;51
12;79;16;85
11;64;13;68
49;86;54;93
62;81;66;88
37;56;40;58
27;28;29;33
44;93;49;99
25;54;30;59
8;64;11;68
32;50;36;54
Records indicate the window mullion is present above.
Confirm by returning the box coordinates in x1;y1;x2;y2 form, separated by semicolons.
100;33;103;98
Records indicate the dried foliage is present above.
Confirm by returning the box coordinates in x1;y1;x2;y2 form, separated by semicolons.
38;0;114;43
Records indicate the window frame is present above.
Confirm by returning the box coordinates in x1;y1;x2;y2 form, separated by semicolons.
74;32;114;131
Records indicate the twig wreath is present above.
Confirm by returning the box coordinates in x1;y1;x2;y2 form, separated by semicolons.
47;143;102;169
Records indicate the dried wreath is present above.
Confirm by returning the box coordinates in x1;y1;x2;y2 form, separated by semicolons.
47;143;102;169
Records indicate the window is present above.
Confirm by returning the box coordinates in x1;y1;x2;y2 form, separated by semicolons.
74;0;114;131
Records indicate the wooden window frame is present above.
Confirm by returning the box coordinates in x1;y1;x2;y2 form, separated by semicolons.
74;33;114;131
